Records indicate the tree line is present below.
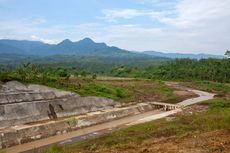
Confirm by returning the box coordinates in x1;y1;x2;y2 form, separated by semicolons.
1;58;229;83
145;58;230;82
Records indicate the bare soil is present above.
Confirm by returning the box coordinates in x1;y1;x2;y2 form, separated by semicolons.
166;81;199;102
173;90;197;101
107;129;230;153
89;105;230;153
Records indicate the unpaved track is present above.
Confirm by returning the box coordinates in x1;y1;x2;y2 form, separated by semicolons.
129;89;215;125
178;89;215;106
4;87;215;153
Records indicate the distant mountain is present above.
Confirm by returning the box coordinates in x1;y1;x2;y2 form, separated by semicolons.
0;42;26;54
0;39;51;55
143;51;224;59
50;38;134;56
0;38;223;59
0;38;148;58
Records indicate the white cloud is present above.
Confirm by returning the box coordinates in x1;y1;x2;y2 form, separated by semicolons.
0;18;65;43
98;0;230;54
136;0;178;7
102;9;143;22
101;9;171;22
102;0;230;29
161;0;230;28
30;35;56;44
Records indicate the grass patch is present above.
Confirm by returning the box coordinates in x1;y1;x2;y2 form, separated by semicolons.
44;144;63;153
154;80;178;103
24;77;179;104
78;83;130;101
96;79;179;103
183;81;230;95
22;77;131;102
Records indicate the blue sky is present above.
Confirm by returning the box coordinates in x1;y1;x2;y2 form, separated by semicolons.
0;0;229;55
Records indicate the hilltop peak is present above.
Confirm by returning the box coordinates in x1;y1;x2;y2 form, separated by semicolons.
60;39;72;43
79;37;95;44
62;39;72;42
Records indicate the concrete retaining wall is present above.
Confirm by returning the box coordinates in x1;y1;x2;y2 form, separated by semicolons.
0;103;155;149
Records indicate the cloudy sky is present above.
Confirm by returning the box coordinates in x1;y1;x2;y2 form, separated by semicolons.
0;0;229;55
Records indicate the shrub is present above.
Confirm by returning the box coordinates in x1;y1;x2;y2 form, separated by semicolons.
209;100;230;110
66;117;77;127
92;74;97;79
116;89;124;98
0;72;12;82
45;144;63;153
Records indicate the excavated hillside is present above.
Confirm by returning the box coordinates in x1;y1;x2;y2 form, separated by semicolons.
0;81;119;128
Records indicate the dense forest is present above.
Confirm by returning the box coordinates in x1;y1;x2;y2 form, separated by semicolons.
152;58;230;82
0;58;229;83
0;54;168;73
111;58;230;83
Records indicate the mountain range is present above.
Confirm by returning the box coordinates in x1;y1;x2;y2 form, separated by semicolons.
143;51;223;59
0;38;223;59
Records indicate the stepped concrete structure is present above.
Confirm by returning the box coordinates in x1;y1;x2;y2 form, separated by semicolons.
0;81;119;128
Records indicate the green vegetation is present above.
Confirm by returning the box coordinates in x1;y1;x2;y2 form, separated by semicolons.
65;117;78;127
182;81;230;95
225;50;230;58
111;58;230;83
1;59;229;103
77;82;131;101
44;144;63;153
1;58;230;83
0;54;168;74
96;79;178;103
154;80;177;103
74;58;230;83
152;58;230;82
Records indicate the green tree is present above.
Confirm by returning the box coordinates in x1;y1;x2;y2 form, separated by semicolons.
92;74;97;79
16;63;31;81
56;67;68;77
225;50;230;58
80;71;86;78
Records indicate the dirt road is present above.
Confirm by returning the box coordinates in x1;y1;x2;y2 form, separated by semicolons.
4;87;215;153
128;89;215;125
